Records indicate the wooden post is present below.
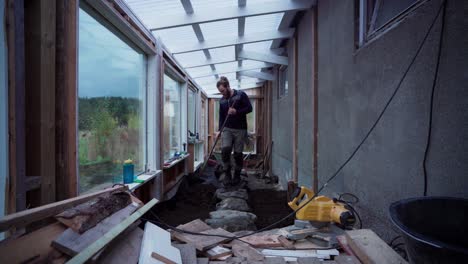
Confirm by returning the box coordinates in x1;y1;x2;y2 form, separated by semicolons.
55;0;78;199
40;0;56;204
312;7;319;193
292;36;298;183
7;0;26;213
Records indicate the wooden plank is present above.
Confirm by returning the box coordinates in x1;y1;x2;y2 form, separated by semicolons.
67;198;159;264
0;222;66;263
139;222;182;264
205;245;232;260
55;0;78;200
336;235;356;256
53;202;139;256
174;244;197;264
335;255;362;264
40;0;57;205
173;227;234;251
345;229;407;264
239;234;282;248
278;235;295;250
292;35;298;182
55;192;132;233
98;227;144;264
232;243;264;261
312;7;319;193
0;186;125;232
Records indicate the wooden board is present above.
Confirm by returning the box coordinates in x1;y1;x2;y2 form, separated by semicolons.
335;255;362;264
345;230;407;264
173;228;234;252
232;243;264;261
139;222;182;264
56;192;131;233
0;186;125;232
174;244;197;264
52;202;139;256
205;245;232;260
336;235;356;256
98;227;144;264
0;222;66;263
239;234;282;248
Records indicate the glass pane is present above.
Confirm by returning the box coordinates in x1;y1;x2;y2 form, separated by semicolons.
188;89;196;135
374;0;418;30
78;8;146;193
163;74;181;160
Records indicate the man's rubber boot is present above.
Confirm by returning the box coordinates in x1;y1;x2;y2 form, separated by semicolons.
223;167;232;186
232;169;242;186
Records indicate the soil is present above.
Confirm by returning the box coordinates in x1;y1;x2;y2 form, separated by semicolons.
248;189;295;229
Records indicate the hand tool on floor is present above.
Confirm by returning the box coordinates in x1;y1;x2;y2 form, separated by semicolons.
287;183;356;229
198;99;238;177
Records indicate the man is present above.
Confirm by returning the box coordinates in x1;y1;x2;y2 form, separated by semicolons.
216;76;252;186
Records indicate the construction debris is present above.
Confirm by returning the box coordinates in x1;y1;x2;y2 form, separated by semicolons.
205;210;257;232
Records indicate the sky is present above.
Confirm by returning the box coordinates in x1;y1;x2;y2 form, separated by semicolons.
79;8;145;99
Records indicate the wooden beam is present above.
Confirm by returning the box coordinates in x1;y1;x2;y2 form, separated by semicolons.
171;29;295;54
238;50;288;65
67;199;159;264
0;186;125;232
7;0;27;213
239;71;276;81
148;0;314;30
292;36;298;183
271;11;297;49
192;63;274;79
205;83;263;94
40;0;56;205
56;0;78;200
312;7;319;193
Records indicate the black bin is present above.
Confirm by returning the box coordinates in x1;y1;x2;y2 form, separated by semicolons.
390;197;468;264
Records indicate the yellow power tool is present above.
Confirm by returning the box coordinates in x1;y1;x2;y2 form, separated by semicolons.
288;185;356;229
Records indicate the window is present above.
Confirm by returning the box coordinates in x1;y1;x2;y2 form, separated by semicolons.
278;66;289;99
187;88;196;136
163;73;182;161
356;0;422;47
78;6;146;193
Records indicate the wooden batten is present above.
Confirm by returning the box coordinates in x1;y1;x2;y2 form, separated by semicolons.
292;36;299;183
312;7;319;193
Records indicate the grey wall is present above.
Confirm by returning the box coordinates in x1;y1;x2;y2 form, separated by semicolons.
272;0;468;240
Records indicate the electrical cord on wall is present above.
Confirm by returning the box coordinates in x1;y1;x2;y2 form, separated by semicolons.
422;0;447;196
138;0;447;242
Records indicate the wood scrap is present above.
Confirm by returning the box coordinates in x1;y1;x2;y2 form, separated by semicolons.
174;244;197;264
52;202;139;256
205;245;232;260
239;234;282;248
336;235;356;256
0;185;126;232
296;257;321;264
0;222;66;263
97;226;144;264
232;243;264;261
278;235;295;249
172;220;234;251
140;222;182;264
345;229;407;264
55;191;131;233
335;254;362;264
264;257;287;264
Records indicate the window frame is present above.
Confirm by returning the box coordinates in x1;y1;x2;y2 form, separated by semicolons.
77;1;157;193
278;66;289;100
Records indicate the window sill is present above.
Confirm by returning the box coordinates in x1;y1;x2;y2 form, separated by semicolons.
163;154;190;169
188;139;204;144
125;170;162;191
194;160;203;170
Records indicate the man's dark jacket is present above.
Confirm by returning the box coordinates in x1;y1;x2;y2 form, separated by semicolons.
218;89;252;131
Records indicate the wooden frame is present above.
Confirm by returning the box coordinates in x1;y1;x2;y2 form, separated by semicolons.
312;7;319;193
292;36;299;183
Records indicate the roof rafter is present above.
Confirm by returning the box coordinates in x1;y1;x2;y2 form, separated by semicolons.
205;83;264;94
191;63;274;78
171;28;295;54
238;50;288;65
148;0;314;30
239;70;276;81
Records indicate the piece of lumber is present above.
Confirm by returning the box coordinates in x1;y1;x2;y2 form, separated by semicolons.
173;226;234;251
297;257;321;264
205;245;232;260
56;191;132;233
261;249;337;259
0;222;66;263
336;235;356;256
335;255;362;264
53;202;139;256
0;186;126;232
139;222;182;264
232;243;264;261
264;257;287;264
345;229;407;264
174;244;197;264
67;198;158;264
177;219;212;232
278;235;295;249
97;227;144;264
239;234;282;248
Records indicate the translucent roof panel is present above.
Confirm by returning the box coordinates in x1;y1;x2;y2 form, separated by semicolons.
153;26;198;50
245;13;284;35
209;46;236;61
174;51;207;67
199;19;238;39
125;0;185;26
243;40;274;51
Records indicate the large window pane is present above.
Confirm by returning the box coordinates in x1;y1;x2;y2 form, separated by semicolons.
163;74;181;160
78;7;146;193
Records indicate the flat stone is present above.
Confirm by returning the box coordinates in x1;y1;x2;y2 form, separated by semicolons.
206;210;257;232
216;189;249;200
216;197;251;212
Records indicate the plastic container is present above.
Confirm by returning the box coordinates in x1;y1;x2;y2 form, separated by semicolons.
389;197;468;263
123;159;134;184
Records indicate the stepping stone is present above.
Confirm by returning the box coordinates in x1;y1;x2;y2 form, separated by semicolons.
216;198;251;212
216;189;249;200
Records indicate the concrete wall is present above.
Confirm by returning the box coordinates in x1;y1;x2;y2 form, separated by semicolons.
272;0;468;240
